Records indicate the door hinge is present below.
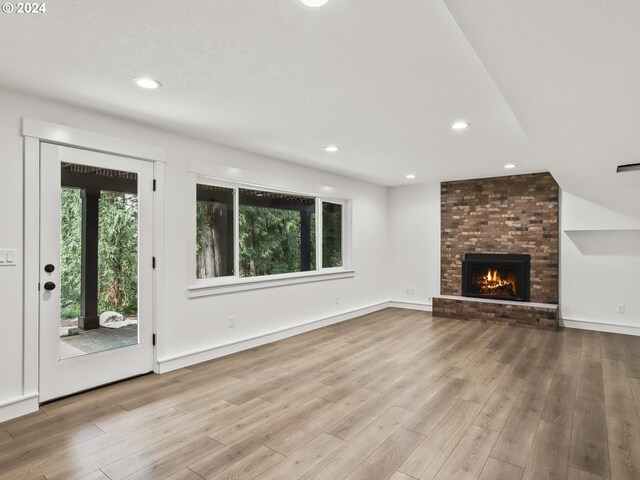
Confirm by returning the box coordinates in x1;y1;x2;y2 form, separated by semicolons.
153;179;156;191
152;334;156;346
152;257;156;269
38;282;40;291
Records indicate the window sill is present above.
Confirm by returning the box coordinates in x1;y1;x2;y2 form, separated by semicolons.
187;269;355;298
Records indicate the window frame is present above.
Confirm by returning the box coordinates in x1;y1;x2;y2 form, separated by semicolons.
188;174;353;297
318;198;347;272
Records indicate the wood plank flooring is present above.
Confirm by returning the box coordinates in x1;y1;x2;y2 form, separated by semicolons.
2;308;640;480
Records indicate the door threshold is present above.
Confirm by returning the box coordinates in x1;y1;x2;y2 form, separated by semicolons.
39;371;154;405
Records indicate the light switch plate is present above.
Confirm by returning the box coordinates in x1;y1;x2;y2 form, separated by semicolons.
0;249;17;266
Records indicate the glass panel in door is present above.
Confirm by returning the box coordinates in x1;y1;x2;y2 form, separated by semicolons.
59;162;140;360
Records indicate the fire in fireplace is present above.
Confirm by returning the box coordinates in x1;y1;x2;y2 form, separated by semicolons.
461;253;530;302
474;268;518;297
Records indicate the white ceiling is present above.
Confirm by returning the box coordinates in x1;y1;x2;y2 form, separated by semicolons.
0;0;638;217
0;0;539;185
443;0;640;220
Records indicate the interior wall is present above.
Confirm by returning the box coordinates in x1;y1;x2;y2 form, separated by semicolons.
560;191;640;334
387;183;441;308
0;92;25;410
0;87;389;416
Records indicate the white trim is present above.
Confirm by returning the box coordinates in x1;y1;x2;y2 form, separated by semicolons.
188;173;198;284
342;200;353;269
561;317;640;336
188;158;352;200
23;137;40;395
233;182;240;277
196;174;318;199
22;118;166;162
563;228;640;233
188;269;355;298
156;301;388;373
196;175;243;191
434;294;558;310
0;393;39;423
153;162;166;371
388;301;433;312
316;197;323;270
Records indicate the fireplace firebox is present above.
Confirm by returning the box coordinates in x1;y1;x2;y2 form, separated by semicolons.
461;253;530;302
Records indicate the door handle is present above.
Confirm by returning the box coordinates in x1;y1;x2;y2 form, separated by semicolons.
44;281;56;291
44;264;55;273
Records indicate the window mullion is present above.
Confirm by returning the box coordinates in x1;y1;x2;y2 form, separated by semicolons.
234;186;240;279
341;200;346;267
316;198;323;271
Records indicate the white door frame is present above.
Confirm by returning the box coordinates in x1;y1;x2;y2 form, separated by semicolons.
22;118;166;403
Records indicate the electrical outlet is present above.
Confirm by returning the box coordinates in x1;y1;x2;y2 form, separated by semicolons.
228;315;235;328
617;304;625;314
428;296;432;302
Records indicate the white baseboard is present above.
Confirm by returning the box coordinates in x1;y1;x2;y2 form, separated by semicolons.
561;317;640;336
0;393;39;423
388;301;433;312
156;302;390;373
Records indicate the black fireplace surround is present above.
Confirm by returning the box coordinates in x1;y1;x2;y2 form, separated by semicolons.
461;253;531;302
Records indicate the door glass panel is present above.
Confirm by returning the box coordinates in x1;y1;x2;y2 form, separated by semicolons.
59;162;139;360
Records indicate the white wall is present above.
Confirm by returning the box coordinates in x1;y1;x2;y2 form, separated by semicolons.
560;191;640;335
387;183;441;308
0;87;389;419
0;90;26;414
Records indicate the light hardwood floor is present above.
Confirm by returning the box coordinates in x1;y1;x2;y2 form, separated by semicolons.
1;308;640;480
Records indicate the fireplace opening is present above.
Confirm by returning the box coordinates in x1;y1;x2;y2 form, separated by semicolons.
462;253;530;302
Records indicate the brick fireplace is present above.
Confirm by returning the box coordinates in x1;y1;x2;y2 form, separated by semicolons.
433;172;560;330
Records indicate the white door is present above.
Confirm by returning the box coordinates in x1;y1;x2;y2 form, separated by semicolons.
39;143;155;402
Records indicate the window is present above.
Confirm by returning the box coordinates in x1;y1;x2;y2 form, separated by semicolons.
196;184;234;278
239;189;316;277
322;202;342;268
193;178;349;287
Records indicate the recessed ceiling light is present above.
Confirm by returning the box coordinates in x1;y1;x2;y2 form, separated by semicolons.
406;174;416;179
504;164;517;169
300;0;329;6
325;145;339;153
451;121;470;130
134;77;162;89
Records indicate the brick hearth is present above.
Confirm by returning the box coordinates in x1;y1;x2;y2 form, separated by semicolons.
433;295;559;331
